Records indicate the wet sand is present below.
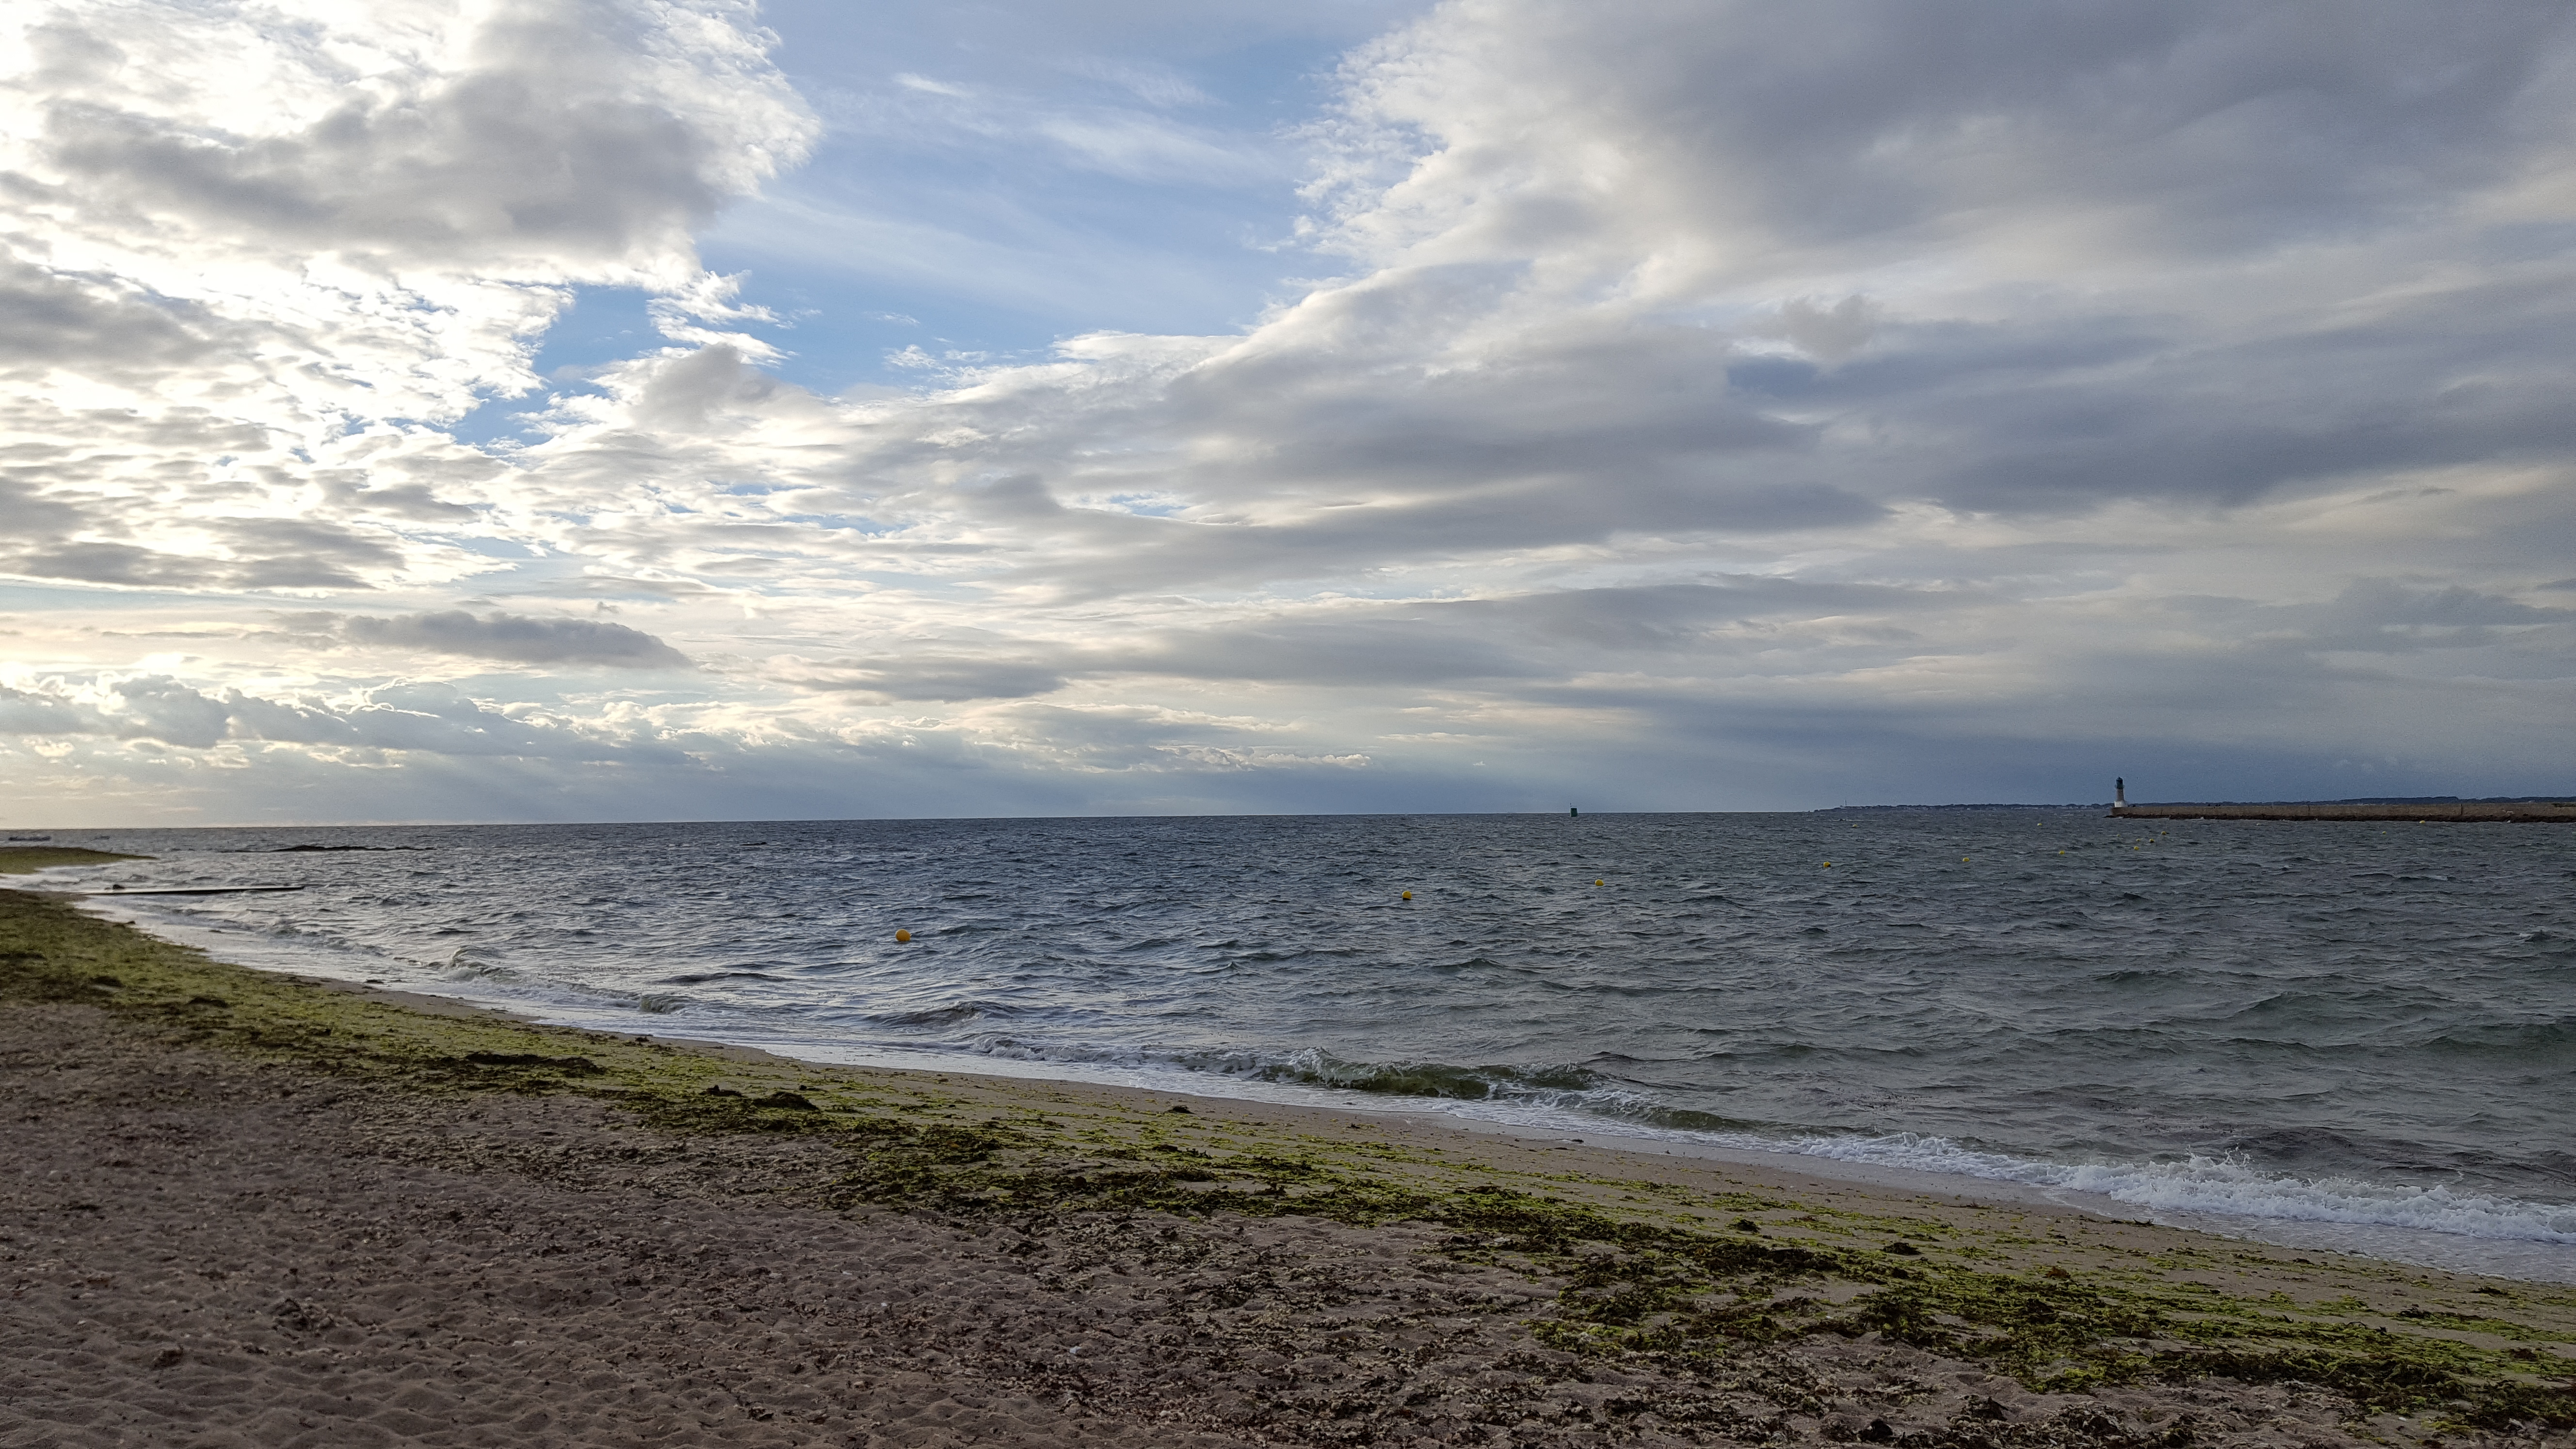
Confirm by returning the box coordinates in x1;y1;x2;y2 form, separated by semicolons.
5;884;2574;1447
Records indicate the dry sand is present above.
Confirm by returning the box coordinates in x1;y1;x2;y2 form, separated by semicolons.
4;880;2573;1448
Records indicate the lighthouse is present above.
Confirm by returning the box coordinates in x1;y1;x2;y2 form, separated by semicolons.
2114;776;2126;808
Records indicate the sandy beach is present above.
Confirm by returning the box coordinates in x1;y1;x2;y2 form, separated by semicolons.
5;873;2573;1448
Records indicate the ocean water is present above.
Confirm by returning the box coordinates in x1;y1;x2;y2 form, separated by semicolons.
23;812;2576;1277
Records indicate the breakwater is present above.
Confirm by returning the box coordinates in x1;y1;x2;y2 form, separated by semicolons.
2113;800;2576;822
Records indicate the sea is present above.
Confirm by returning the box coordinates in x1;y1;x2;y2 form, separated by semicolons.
21;811;2575;1281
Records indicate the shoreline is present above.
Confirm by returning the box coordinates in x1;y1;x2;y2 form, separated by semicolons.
7;882;2576;1445
52;869;2576;1288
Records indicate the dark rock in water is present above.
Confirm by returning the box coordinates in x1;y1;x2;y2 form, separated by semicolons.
754;1091;818;1111
1884;1240;1920;1256
1732;1217;1762;1233
1167;1104;1192;1114
703;1085;742;1097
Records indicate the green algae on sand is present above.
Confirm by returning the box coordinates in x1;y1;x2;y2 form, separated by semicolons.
2;884;2571;1434
0;846;147;874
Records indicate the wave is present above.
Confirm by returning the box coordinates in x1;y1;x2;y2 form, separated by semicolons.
867;999;1043;1028
2421;1020;2576;1054
1780;1132;2576;1245
903;1036;1795;1134
1247;1050;1603;1101
1180;1044;2576;1246
439;947;517;982
896;1035;2576;1248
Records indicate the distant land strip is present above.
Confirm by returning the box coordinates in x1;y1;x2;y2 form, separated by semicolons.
1811;797;2576;821
2112;799;2576;822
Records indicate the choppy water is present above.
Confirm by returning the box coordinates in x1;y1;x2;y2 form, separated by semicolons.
24;812;2576;1277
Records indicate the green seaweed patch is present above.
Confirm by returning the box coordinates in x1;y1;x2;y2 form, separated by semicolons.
0;887;944;1138
0;847;148;875
797;1116;2576;1428
1513;1233;2575;1428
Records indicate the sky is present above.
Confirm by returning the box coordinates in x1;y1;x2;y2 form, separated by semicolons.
3;0;2574;826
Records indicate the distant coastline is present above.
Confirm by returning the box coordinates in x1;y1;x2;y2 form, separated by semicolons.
1819;795;2572;815
1815;802;2104;812
2113;798;2575;823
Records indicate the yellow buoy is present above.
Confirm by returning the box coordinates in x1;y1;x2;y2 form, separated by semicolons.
1595;878;1605;886
1822;861;1832;868
895;928;912;943
1401;890;1412;901
1962;856;1970;863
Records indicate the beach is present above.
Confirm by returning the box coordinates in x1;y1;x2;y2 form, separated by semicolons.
33;812;2576;1270
5;879;2574;1448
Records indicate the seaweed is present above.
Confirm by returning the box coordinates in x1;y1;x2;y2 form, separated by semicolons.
0;847;147;875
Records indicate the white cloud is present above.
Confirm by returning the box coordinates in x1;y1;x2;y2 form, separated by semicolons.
1035;112;1278;185
1065;57;1215;111
892;72;970;98
0;0;816;594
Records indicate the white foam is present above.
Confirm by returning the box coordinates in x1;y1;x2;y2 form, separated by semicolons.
1773;1131;2576;1244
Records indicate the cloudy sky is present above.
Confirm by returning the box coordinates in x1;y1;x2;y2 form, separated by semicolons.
4;0;2573;826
